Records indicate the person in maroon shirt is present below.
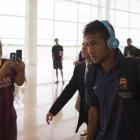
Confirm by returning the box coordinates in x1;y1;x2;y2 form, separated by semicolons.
0;40;25;140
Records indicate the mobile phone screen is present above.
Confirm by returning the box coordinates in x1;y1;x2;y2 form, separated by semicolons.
10;53;16;62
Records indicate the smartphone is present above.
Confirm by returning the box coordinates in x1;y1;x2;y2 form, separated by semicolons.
10;53;16;62
16;50;22;62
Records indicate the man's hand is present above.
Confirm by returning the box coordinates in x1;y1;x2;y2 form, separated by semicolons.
46;112;54;124
15;58;25;76
1;58;14;74
73;60;78;65
14;58;25;86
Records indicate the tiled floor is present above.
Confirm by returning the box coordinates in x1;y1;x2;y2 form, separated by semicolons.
14;60;87;140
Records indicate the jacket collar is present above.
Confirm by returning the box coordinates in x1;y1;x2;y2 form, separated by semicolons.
92;48;124;70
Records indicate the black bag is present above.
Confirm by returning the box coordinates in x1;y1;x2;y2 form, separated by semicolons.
124;57;140;103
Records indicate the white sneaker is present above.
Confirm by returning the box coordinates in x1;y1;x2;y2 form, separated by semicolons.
80;129;87;136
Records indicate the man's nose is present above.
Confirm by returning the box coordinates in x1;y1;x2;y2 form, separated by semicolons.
82;44;86;50
88;46;92;54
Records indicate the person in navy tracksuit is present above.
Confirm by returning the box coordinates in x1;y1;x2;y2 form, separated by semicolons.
84;20;140;140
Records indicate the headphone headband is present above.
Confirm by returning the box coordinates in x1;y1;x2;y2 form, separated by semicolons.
101;20;119;49
101;21;115;38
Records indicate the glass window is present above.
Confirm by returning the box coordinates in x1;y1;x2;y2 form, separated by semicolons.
115;11;129;27
1;39;25;59
0;16;25;38
37;40;53;63
110;0;116;8
133;43;140;48
78;4;91;23
130;0;140;14
70;0;78;1
101;0;105;7
55;1;77;22
78;41;83;45
79;0;91;4
77;41;82;55
115;28;129;53
115;0;129;11
55;21;77;40
110;10;115;26
130;29;140;42
38;0;54;19
1;39;25;45
130;14;140;29
8;45;25;59
91;0;98;5
119;45;125;54
91;6;98;20
40;40;77;61
37;45;52;62
38;40;53;46
78;23;86;40
60;40;77;46
38;20;53;40
101;8;106;20
0;0;25;16
58;0;78;1
115;27;129;43
63;45;77;60
119;42;126;48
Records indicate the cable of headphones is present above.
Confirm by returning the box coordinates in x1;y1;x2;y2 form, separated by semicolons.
112;51;137;140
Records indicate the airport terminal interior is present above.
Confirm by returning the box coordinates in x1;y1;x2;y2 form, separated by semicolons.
0;0;140;139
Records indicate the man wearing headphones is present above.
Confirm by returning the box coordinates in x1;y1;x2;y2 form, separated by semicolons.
84;20;140;140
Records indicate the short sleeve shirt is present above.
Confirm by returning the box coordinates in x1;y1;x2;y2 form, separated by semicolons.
52;45;63;61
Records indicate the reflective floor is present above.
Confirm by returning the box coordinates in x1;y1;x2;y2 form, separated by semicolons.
14;61;87;140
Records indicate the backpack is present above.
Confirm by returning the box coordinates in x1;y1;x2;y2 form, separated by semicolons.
124;57;140;103
87;57;140;103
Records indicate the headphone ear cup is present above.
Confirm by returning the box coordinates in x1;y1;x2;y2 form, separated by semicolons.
107;38;112;49
108;38;119;49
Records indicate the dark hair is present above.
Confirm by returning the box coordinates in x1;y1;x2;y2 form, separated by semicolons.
127;38;132;42
55;38;58;42
83;20;115;43
128;48;140;58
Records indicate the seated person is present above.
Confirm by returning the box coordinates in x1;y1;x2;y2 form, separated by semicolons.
127;48;140;58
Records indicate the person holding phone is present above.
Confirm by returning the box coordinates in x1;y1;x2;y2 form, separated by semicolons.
0;40;26;140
